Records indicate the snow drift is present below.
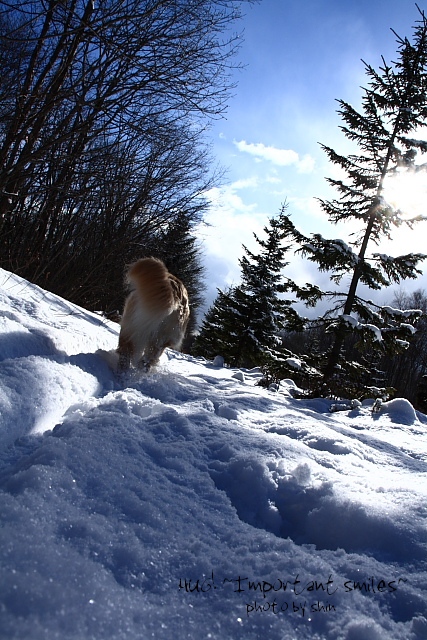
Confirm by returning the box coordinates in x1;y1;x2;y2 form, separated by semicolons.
0;268;426;640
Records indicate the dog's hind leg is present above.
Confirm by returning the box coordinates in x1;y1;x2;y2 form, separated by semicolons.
137;341;167;372
117;334;134;372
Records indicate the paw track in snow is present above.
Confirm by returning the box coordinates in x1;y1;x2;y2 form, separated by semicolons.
210;457;426;562
303;437;352;455
213;402;239;421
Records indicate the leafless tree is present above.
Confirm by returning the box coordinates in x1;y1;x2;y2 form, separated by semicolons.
0;0;252;309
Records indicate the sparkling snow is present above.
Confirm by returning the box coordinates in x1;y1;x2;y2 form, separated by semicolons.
0;269;426;640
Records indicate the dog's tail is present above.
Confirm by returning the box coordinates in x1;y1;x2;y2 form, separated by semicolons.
126;257;181;316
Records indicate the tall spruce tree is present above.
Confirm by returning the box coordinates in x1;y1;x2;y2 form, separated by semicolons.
192;286;241;363
281;9;427;395
193;209;301;367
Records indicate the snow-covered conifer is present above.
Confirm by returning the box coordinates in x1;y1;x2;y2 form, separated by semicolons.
280;9;427;396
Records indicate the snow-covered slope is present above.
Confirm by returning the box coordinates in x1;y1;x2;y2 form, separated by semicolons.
0;268;426;640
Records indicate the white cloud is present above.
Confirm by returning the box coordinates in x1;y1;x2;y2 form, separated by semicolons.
228;176;259;191
297;153;316;174
233;139;315;173
204;178;258;216
234;139;297;165
202;180;265;258
288;196;327;226
265;174;282;184
196;181;271;317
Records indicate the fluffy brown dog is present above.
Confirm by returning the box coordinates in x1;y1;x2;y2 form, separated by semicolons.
117;257;190;372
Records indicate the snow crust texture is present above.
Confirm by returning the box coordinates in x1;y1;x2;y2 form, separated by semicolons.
0;269;426;640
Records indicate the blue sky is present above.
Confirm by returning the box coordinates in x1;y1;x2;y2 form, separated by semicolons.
198;0;427;315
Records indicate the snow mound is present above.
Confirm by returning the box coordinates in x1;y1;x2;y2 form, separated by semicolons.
379;398;418;425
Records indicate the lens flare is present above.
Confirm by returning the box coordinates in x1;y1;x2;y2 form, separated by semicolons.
382;168;427;221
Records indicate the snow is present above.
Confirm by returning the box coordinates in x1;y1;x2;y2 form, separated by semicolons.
400;323;417;335
329;239;355;258
0;268;427;640
303;238;357;261
375;253;399;266
341;314;359;328
381;306;422;321
341;315;383;342
361;323;383;342
285;357;302;370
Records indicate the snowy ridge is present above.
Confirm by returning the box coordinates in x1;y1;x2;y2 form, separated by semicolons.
0;268;426;640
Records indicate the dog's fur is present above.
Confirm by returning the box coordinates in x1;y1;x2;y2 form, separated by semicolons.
117;257;190;372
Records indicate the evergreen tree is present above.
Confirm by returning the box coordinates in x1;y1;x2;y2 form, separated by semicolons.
192;287;241;362
281;9;427;396
382;289;427;403
193;209;303;367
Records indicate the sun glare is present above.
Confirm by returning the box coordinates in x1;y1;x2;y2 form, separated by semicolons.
382;169;427;221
